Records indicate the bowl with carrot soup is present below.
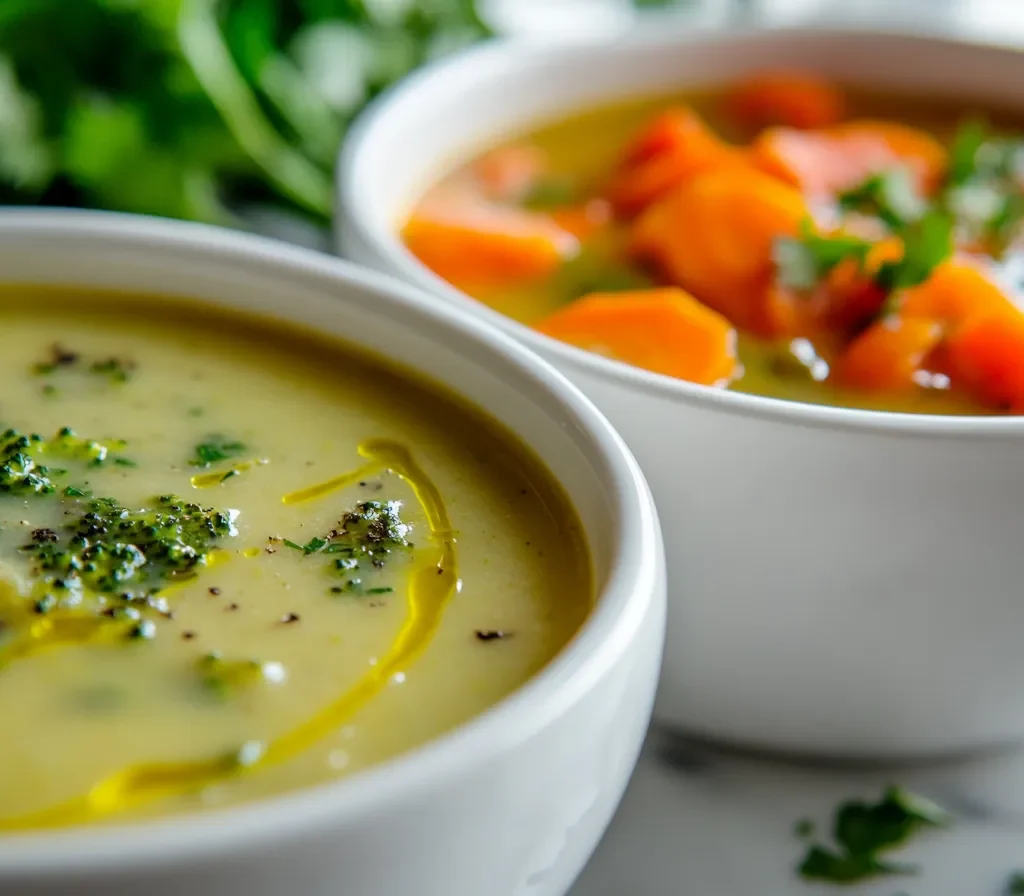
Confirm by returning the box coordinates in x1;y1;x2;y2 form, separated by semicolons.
0;210;664;896
339;28;1024;757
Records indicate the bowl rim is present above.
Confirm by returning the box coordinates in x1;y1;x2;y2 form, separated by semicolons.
337;24;1024;439
0;208;661;875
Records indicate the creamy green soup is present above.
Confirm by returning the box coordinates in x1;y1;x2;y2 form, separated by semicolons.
0;289;592;831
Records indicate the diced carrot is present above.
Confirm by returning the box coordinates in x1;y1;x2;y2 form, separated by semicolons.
403;188;578;289
535;287;738;385
946;310;1024;410
607;107;747;216
473;145;548;201
630;167;807;335
835;316;944;392
898;258;1016;326
725;71;845;131
752;120;947;197
552;198;614;241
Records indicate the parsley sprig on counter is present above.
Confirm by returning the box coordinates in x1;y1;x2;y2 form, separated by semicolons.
796;786;949;886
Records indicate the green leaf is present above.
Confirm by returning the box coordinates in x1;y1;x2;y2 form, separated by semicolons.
773;218;871;291
875;210;954;292
1007;871;1024;894
948;118;989;186
799;845;911;884
796;787;949;886
190;436;247;468
838;168;927;230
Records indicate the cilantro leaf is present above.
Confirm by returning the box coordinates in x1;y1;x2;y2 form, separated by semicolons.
948;118;989;186
875;210;954;292
839;168;926;230
773;218;871;291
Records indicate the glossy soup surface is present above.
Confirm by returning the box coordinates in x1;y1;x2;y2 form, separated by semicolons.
403;79;1024;414
0;290;591;831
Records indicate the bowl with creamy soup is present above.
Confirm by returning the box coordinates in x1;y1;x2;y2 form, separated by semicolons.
0;210;664;896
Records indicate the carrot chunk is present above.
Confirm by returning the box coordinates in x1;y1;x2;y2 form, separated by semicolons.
835;317;944;392
403;189;578;289
473;145;548;201
752;120;947;197
725;71;845;131
946;310;1024;410
898;258;1016;326
535;287;738;385
607;107;747;216
630;167;806;335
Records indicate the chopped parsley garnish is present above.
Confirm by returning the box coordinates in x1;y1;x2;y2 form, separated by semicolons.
32;347;135;383
24;494;237;601
838;168;926;230
0;426;126;495
189;436;247;468
198;652;285;699
0;430;57;495
773;219;871;291
796;786;949;885
280;500;411;594
89;357;135;383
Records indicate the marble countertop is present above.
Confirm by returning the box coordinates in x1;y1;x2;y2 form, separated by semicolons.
570;728;1024;896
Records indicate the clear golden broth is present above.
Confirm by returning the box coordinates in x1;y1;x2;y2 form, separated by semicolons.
0;289;592;829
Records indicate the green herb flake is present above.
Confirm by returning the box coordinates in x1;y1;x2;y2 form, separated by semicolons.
793;818;815;839
302;535;328;555
838;168;926;229
1007;871;1024;894
773;219;872;291
948;119;990;186
281;539;304;552
796;786;949;885
89;357;134;383
190;436;248;468
874;210;955;293
521;177;578;210
199;653;285;699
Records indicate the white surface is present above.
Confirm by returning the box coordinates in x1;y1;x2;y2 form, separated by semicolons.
571;729;1024;896
0;210;665;896
337;27;1024;756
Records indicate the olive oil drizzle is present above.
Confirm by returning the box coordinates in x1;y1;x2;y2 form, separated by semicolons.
0;550;231;671
0;439;457;830
189;458;265;488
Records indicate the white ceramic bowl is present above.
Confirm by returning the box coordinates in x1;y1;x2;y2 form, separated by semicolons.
0;210;664;896
338;27;1024;758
